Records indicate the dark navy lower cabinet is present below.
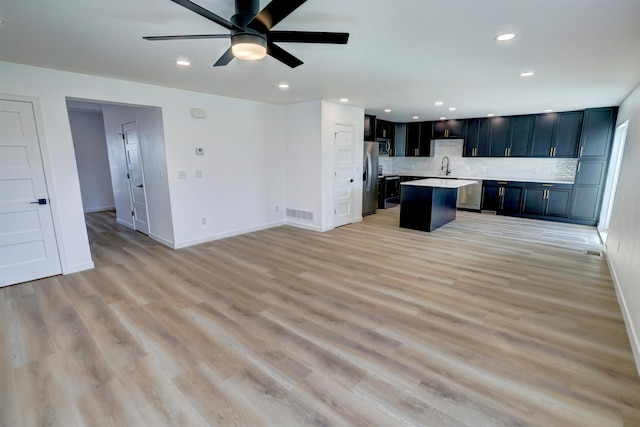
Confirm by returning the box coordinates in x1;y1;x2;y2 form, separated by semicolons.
522;183;572;218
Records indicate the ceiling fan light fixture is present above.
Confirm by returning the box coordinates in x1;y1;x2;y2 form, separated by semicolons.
231;34;267;61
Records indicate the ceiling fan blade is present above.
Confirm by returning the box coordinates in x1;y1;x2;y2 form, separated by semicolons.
143;34;230;41
267;42;303;68
170;0;242;31
268;31;349;44
213;47;235;67
248;0;307;32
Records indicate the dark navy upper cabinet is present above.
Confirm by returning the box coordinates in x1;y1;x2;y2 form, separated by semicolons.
463;118;490;157
488;117;511;157
405;122;433;157
578;107;617;159
529;113;557;157
553;111;583;157
508;115;534;157
528;111;583;158
433;119;465;139
364;114;376;141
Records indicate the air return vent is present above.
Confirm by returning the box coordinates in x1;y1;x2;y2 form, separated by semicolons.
286;209;314;221
584;249;602;257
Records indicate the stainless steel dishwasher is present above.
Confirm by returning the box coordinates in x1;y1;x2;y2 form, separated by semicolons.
457;179;483;211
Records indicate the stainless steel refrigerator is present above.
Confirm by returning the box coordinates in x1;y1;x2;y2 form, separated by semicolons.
362;140;379;216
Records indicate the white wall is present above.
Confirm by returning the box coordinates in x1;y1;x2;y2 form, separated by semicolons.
606;83;640;372
0;60;286;269
67;110;115;212
283;101;323;230
283;101;365;232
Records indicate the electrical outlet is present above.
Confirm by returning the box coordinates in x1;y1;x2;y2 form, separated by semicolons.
201;217;207;225
195;170;203;178
178;171;187;179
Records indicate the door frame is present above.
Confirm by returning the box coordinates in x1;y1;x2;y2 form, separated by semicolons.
1;93;68;274
332;123;356;228
121;119;150;235
598;120;629;242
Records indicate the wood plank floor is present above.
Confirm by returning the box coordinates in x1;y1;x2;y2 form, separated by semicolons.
2;208;639;426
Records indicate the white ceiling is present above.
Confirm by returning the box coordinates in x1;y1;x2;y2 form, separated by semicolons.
1;0;639;122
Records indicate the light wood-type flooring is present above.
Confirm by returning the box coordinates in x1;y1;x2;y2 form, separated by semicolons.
2;208;639;426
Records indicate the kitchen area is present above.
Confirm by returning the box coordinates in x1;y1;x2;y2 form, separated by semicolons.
362;107;617;229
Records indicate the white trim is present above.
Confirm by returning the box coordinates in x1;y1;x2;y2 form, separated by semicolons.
149;233;174;248
116;217;135;229
173;220;285;249
64;261;95;274
83;206;115;213
606;252;640;375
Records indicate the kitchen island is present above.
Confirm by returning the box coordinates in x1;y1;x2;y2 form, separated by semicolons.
400;178;478;232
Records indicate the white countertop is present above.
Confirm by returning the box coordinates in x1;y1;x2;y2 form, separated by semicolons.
401;178;478;188
390;175;574;185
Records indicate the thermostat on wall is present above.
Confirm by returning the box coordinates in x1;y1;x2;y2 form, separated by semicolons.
195;147;204;156
190;108;206;118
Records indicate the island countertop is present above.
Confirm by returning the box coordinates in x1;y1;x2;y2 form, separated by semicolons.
400;178;478;188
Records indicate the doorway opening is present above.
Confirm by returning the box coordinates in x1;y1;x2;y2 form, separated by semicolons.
598;120;629;243
66;98;173;251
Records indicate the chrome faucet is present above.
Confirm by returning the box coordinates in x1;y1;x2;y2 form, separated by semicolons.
441;156;451;176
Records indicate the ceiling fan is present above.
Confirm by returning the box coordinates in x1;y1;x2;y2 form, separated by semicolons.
144;0;349;68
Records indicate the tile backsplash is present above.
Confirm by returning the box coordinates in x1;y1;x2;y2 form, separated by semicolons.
378;139;577;183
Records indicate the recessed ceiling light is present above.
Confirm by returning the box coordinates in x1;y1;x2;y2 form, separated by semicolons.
544;109;553;112
412;116;419;120
176;60;191;66
487;113;495;117
384;109;392;113
440;117;446;120
434;101;444;106
278;83;289;89
496;33;516;42
340;98;349;103
520;71;535;77
449;107;456;111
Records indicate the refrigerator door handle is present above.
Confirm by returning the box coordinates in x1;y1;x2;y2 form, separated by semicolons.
365;152;372;191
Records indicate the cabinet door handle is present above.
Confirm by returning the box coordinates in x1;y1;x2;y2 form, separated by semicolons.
579;146;583;157
415;148;419;156
577;162;581;172
550;147;554;157
544;189;548;199
508;147;511;157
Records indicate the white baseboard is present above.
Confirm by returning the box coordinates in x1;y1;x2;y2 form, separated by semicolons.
285;220;328;232
605;253;640;375
83;205;115;213
63;261;95;274
149;233;174;248
116;218;134;229
173;220;286;249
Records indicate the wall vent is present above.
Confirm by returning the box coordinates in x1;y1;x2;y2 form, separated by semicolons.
286;208;314;221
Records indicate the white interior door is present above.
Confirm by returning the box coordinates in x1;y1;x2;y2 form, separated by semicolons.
0;99;62;287
122;121;149;235
333;124;355;227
